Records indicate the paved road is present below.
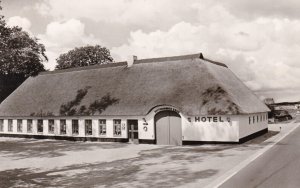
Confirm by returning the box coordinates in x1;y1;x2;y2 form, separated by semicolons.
220;123;300;188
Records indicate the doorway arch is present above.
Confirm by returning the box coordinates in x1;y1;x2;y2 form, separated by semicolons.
154;110;182;145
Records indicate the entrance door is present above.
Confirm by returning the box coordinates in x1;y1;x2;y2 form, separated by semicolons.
127;120;139;143
155;111;182;145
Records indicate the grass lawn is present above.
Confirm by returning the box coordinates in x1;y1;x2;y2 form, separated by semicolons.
0;130;279;188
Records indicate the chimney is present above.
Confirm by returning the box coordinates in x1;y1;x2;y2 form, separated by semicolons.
199;53;204;59
127;55;137;67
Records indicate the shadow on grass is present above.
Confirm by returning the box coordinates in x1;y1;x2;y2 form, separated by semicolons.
0;130;280;187
0;139;129;159
0;142;220;187
228;131;279;152
140;169;218;187
243;131;279;145
0;168;62;188
0;157;218;188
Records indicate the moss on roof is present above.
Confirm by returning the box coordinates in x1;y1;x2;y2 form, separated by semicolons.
0;54;269;117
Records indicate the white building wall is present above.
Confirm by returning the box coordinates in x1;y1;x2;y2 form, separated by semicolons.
54;119;59;135
139;114;155;140
92;119;96;137
32;119;37;134
22;119;27;134
12;119;17;133
78;119;85;137
105;118;113;138
0;116;142;139
181;115;239;142
0;112;268;142
3;119;7;132
66;119;72;136
43;119;48;135
120;119;128;138
239;113;268;139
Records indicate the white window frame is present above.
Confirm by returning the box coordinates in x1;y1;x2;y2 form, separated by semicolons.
48;119;55;134
113;119;122;136
27;119;33;133
0;119;3;132
85;119;93;136
8;119;13;132
60;119;67;135
99;119;106;136
17;119;22;132
37;119;43;133
72;119;79;135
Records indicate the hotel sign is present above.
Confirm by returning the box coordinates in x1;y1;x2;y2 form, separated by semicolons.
188;116;231;123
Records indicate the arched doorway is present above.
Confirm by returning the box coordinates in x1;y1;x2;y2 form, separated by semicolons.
155;110;182;145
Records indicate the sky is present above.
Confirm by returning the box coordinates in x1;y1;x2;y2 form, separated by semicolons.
1;0;300;102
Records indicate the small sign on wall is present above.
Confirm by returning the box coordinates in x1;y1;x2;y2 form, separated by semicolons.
154;107;179;114
188;116;231;124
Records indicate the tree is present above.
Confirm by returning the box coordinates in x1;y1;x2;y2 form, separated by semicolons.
0;2;47;102
55;45;113;70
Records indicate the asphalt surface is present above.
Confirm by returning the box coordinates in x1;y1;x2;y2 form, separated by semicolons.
220;122;300;188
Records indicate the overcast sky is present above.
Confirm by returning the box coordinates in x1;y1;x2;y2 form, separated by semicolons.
2;0;300;102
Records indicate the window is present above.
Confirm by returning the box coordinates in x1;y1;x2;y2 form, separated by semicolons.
253;116;255;124
8;119;13;132
60;119;66;135
0;119;3;132
37;119;43;133
85;120;92;135
260;115;262;122
72;120;79;135
27;119;33;133
257;116;259;122
113;119;122;136
48;119;54;134
249;117;251;124
99;119;106;135
17;119;22;132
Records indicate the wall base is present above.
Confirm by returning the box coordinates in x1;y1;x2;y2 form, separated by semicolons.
138;139;156;144
183;128;268;145
183;140;239;145
0;133;129;142
0;128;268;145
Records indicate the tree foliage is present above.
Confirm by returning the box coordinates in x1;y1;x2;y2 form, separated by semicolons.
0;2;47;102
55;45;113;70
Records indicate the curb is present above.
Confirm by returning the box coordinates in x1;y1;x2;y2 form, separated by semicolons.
205;121;299;188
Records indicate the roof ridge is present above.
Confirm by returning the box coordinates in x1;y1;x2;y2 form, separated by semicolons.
202;58;228;68
134;53;203;64
39;53;227;76
40;61;127;75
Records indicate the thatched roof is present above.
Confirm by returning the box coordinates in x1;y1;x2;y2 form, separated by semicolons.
0;53;269;117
